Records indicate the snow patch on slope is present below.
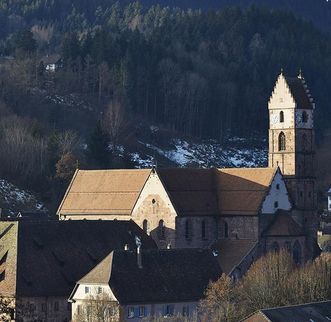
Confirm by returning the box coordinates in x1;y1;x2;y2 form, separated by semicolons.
136;138;267;168
0;179;46;215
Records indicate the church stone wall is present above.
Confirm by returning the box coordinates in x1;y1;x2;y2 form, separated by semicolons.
223;216;259;240
132;172;177;248
175;216;218;248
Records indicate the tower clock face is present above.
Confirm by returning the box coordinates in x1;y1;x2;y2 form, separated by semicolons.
270;114;279;125
295;113;302;126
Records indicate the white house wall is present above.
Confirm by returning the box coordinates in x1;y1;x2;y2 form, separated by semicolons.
261;171;292;214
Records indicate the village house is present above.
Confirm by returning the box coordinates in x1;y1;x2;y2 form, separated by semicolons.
57;71;318;265
0;220;156;322
69;248;222;321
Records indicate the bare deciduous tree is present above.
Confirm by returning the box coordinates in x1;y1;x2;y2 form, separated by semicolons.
73;293;119;322
101;100;128;148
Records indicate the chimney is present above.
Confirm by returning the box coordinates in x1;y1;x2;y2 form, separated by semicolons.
135;236;143;269
137;245;142;269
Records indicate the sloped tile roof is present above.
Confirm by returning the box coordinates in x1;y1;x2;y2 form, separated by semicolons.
216;168;276;215
77;248;222;304
285;76;313;109
261;301;331;322
59;167;277;217
211;239;257;274
262;210;304;237
57;169;151;216
0;220;156;297
159;167;276;216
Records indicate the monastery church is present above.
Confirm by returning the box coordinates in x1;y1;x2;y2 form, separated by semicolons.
58;72;318;268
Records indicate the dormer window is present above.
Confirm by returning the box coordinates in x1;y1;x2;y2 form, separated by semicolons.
280;111;284;123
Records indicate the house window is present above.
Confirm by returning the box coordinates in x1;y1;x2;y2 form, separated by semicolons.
127;307;135;318
280;111;284;123
54;302;59;312
185;220;191;240
274;201;278;208
276;184;280;190
85;286;90;294
41;303;46;312
139;306;146;317
201;220;207;240
164;304;174;316
302;111;308;123
278;132;286;151
143;219;148;234
97;287;103;294
182;306;189;317
158;220;165;240
224;221;229;238
77;305;81;315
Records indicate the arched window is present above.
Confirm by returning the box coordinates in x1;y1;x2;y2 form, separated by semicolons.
302;111;308;123
224;221;229;238
272;241;279;252
158;220;165;240
278;132;286;151
279;111;284;123
185;220;191;240
201;220;207;240
143;219;148;234
285;241;292;252
293;240;302;264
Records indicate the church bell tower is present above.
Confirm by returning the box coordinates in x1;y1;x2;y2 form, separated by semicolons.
268;71;317;259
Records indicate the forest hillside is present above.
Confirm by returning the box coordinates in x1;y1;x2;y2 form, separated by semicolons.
0;1;330;213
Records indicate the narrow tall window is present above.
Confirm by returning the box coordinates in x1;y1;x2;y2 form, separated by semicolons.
280;111;284;123
224;221;229;238
185;220;191;240
293;240;302;264
302;111;308;123
201;220;207;240
143;219;148;234
278;132;286;151
272;241;279;252
158;220;165;240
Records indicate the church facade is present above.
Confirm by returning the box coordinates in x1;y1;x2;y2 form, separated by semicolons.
57;72;318;267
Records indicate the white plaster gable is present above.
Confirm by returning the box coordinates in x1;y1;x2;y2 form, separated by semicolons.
269;73;296;110
71;283;117;302
261;170;292;214
131;170;177;217
269;73;296;130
